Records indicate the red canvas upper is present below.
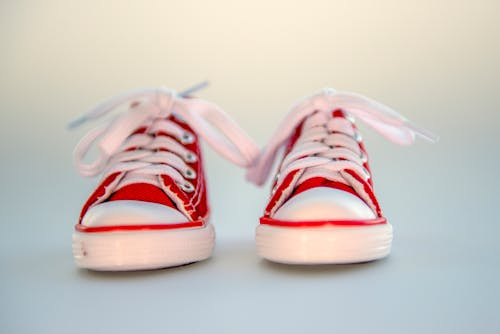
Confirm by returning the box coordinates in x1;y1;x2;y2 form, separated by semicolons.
78;116;210;227
262;109;384;224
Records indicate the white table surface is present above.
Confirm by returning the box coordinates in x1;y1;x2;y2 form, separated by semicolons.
1;1;499;333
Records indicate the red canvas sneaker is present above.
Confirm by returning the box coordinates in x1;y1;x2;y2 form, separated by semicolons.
70;83;258;271
247;89;437;264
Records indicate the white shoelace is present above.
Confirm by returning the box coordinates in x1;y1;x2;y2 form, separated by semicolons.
70;83;259;193
247;88;438;188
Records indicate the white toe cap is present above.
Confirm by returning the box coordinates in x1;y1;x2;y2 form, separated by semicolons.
273;187;376;221
81;200;189;227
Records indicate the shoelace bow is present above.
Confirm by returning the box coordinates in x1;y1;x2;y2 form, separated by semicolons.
246;88;438;187
70;83;259;192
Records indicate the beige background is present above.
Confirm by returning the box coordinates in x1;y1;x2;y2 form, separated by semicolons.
1;1;499;333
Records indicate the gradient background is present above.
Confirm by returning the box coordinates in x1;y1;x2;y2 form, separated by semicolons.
1;1;499;333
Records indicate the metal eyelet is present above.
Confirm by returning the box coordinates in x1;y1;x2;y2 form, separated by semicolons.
173;114;186;123
271;173;281;194
346;113;356;124
184;168;196;179
354;133;363;143
363;166;371;179
271;182;279;195
360;151;368;163
180;132;195;144
179;181;195;193
184;151;198;163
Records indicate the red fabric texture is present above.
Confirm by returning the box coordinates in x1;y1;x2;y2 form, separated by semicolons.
108;183;175;208
77;116;209;227
263;109;383;221
78;172;122;223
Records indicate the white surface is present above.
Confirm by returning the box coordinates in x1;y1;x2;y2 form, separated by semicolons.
82;200;188;227
256;223;392;264
1;1;499;333
274;187;376;220
73;224;215;271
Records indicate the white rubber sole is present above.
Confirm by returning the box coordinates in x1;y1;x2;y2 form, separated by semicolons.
256;223;393;264
72;224;215;271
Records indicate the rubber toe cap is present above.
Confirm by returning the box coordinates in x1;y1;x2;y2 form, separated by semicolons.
81;200;189;227
273;187;376;221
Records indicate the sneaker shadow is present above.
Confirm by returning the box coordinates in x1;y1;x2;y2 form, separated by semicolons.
258;257;389;277
76;256;214;280
7;240;388;285
73;238;389;280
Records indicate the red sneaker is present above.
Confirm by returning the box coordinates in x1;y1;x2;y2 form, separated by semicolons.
70;83;258;271
247;89;437;264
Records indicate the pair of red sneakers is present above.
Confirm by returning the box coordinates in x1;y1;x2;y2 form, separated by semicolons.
70;83;437;271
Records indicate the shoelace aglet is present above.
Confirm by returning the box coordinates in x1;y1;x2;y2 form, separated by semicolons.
179;80;210;97
67;115;89;130
67;81;211;131
404;121;440;143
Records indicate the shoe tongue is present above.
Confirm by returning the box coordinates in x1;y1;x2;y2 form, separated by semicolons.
108;183;176;209
302;109;348;129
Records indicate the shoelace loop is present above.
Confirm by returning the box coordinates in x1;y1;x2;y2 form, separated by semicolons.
70;83;259;188
247;88;438;186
